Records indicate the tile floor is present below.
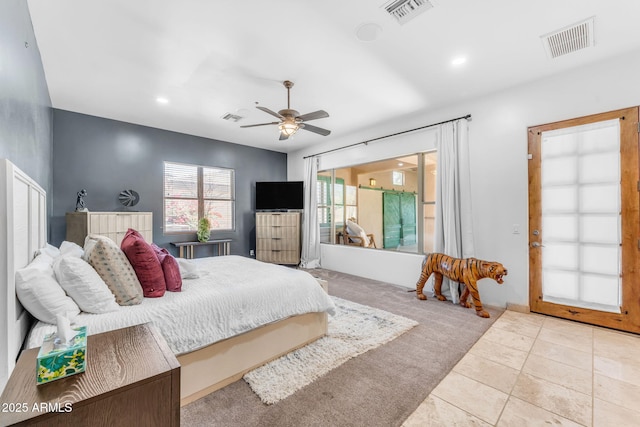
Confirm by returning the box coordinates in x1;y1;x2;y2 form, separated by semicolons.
402;310;640;427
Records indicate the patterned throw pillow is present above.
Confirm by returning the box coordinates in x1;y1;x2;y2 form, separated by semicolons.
121;229;166;298
151;243;182;292
85;235;143;306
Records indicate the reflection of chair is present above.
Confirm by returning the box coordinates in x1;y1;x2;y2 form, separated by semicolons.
344;219;377;248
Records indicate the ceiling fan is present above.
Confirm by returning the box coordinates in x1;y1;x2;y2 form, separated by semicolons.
240;80;331;140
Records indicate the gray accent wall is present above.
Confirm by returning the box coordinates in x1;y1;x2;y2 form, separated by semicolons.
0;0;53;202
51;110;287;257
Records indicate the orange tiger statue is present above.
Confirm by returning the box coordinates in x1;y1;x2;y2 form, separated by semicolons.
416;253;507;318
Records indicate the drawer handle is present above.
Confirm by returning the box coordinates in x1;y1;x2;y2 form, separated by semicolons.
272;250;281;252
272;237;281;240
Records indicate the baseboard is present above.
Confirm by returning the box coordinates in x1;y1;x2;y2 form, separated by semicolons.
506;303;530;313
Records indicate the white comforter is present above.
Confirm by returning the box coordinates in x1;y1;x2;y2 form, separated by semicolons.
27;256;335;355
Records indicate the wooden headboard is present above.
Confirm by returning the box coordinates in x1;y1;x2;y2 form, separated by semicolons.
0;159;47;393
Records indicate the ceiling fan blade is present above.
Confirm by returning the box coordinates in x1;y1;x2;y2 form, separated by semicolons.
300;123;331;136
297;110;329;121
256;106;284;119
240;122;280;128
279;132;290;141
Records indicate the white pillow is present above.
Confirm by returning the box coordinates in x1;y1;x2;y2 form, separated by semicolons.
15;258;80;324
27;252;55;271
346;220;370;246
53;256;120;314
35;244;61;259
59;241;84;258
176;258;202;279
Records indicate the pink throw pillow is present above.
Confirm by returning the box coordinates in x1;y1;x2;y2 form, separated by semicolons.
151;244;183;292
120;229;166;297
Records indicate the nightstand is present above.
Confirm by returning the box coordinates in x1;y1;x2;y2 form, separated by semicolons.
0;324;180;426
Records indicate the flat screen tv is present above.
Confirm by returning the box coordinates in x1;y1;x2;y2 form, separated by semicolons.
256;181;304;211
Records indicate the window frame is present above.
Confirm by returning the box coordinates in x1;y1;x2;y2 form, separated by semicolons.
163;161;236;235
318;149;437;254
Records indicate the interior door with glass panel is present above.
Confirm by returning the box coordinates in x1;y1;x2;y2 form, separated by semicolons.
528;107;640;333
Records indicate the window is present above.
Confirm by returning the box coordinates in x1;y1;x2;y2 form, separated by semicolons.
392;170;404;186
422;152;437;253
318;151;437;254
317;173;332;236
164;162;235;233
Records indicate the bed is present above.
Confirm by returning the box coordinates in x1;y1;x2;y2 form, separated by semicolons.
0;158;333;405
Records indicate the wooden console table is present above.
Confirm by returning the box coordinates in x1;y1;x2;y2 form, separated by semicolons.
171;239;231;259
0;324;180;426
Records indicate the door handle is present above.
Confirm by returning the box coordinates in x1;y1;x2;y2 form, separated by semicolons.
531;242;544;248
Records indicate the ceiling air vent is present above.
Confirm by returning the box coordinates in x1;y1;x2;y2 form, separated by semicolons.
383;0;434;25
221;113;243;122
541;17;595;59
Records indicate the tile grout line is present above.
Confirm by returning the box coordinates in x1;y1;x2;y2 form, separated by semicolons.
492;314;544;425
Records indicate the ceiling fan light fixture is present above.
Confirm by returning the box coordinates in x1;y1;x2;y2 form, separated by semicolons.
279;122;299;137
240;80;330;140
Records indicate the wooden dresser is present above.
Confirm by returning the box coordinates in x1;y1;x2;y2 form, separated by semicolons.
66;211;153;246
256;212;301;265
0;324;180;427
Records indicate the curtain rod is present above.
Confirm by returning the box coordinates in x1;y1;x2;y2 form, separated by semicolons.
303;114;471;159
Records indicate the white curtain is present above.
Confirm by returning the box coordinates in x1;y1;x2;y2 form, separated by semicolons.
301;156;321;268
434;119;475;303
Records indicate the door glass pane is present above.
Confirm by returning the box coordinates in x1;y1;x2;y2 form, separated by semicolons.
582;275;620;306
543;243;578;270
543;215;577;241
540;119;621;313
580;184;619;213
541;157;576;185
579;152;619;183
580;124;619;152
581;245;619;276
542;133;577;157
580;216;619;244
543;271;579;300
542;186;577;213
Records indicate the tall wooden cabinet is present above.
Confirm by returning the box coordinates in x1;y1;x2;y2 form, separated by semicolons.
66;211;153;246
256;212;301;265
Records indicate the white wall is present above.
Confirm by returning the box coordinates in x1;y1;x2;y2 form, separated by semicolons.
288;49;640;309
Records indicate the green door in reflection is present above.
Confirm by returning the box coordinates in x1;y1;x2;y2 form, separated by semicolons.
400;192;417;246
383;192;416;249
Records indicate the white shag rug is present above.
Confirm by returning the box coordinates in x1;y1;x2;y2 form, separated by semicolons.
243;296;419;404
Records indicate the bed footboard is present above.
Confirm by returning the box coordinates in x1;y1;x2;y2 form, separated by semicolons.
178;311;327;405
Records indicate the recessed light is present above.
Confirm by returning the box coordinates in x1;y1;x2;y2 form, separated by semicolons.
156;97;169;104
398;162;404;166
451;56;467;66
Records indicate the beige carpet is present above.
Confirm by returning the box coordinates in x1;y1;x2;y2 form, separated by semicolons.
181;269;502;427
243;296;418;404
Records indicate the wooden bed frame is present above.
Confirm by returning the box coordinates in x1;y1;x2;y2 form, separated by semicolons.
0;158;328;405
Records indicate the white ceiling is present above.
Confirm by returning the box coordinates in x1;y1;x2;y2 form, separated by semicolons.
27;0;640;154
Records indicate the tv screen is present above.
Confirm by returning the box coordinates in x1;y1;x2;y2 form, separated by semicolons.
256;181;304;211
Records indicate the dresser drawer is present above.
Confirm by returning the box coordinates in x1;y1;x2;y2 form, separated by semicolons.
256;225;298;239
257;250;299;265
256;212;300;227
257;237;300;251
